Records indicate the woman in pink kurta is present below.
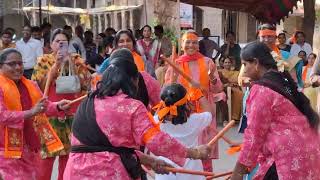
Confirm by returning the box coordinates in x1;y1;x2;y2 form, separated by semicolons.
231;42;320;180
164;31;224;171
0;82;67;180
64;49;211;180
0;48;71;180
140;71;161;106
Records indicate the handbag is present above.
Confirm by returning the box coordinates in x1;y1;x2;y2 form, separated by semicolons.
55;60;81;94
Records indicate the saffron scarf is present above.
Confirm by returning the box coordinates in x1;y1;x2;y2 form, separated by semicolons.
152;94;189;122
91;51;145;90
302;64;312;82
176;53;208;112
0;75;63;158
176;52;209;91
271;44;282;61
132;51;145;72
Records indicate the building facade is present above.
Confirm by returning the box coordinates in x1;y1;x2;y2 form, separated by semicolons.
0;0;258;45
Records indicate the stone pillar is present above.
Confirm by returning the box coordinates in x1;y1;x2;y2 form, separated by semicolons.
86;0;90;9
121;10;126;29
113;12;118;30
98;14;102;33
237;12;248;44
129;10;134;30
92;14;97;35
0;0;4;31
104;13;108;29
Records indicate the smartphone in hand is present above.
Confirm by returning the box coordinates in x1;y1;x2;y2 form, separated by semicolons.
59;41;69;57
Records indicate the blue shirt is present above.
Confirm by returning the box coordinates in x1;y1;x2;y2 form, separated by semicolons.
97;57;110;74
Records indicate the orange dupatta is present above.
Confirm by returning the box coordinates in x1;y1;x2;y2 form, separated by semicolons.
179;57;209;91
91;74;102;91
271;45;282;61
91;51;144;90
0;75;63;158
142;112;160;144
177;56;208;112
302;64;311;82
132;51;145;72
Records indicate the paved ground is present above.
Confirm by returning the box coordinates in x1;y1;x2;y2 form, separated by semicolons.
52;125;243;180
212;126;242;179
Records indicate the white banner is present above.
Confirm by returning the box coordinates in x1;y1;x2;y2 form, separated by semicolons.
180;3;193;28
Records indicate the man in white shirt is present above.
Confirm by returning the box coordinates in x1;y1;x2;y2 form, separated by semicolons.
290;31;313;58
16;25;43;79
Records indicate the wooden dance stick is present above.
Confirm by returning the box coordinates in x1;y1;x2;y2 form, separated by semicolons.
141;165;155;178
75;60;97;72
212;129;239;147
163;55;237;146
162;55;193;82
43;69;54;97
171;45;178;63
162;56;209;94
169;45;177;81
207;120;236;146
67;94;87;106
205;171;233;180
164;167;215;176
141;165;215;177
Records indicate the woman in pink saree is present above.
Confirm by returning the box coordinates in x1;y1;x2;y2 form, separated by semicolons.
64;49;212;180
231;42;320;180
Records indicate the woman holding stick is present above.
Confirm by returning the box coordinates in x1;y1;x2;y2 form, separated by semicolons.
31;29;91;180
164;30;224;172
231;42;320;180
0;48;71;179
63;53;211;179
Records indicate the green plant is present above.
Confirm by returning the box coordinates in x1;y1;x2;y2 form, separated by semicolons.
164;27;177;44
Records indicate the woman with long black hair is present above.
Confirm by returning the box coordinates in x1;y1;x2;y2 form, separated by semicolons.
231;42;320;180
64;49;211;179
